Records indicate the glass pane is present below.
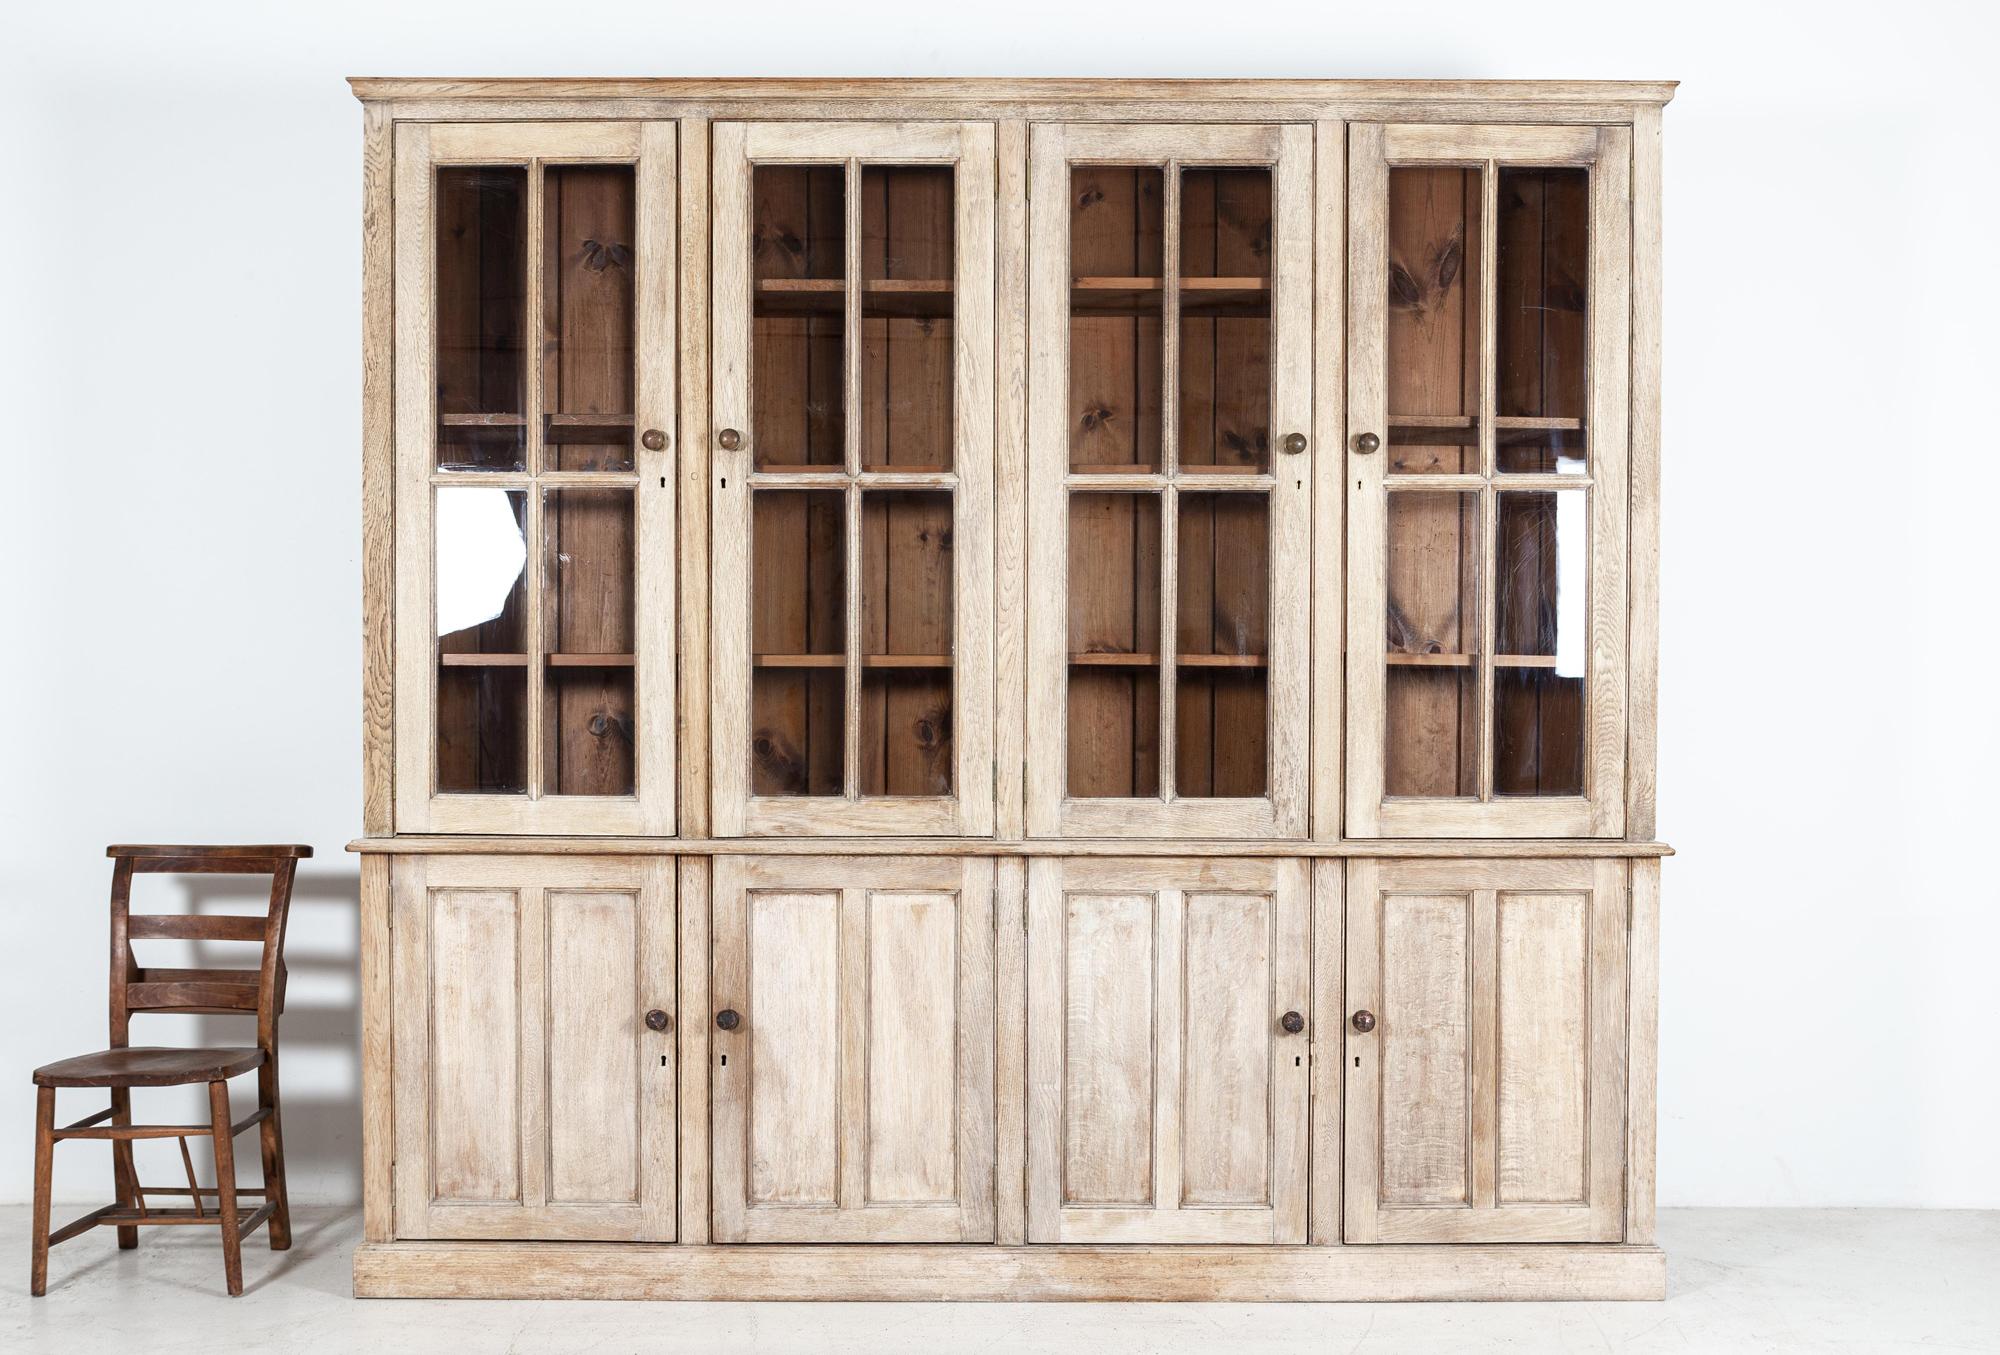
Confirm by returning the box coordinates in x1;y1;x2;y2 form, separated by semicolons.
1179;168;1272;473
1494;489;1586;796
751;489;846;796
860;489;954;797
1497;168;1589;474
1386;167;1481;476
1067;492;1161;798
753;166;845;472
1385;490;1480;798
543;488;636;796
861;166;955;472
436;486;528;792
1069;166;1164;473
1175;492;1268;797
436;168;527;471
543;165;636;472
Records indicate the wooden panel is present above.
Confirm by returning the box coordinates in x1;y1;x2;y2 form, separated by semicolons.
1061;891;1155;1205
1345;857;1625;1243
747;890;842;1205
712;855;995;1242
1028;857;1307;1244
545;890;639;1203
429;888;522;1203
865;891;958;1203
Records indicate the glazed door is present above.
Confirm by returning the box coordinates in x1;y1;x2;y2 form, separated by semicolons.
1344;858;1627;1243
1026;857;1310;1243
391;855;677;1241
711;122;996;836
1025;124;1313;839
1346;124;1632;838
710;855;996;1242
393;123;678;835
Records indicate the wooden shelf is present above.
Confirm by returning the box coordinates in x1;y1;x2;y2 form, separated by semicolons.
1070;275;1270;317
440;413;526;429
544;413;635;443
753;653;954;669
1070;462;1161;475
755;278;955;319
1066;652;1269;669
1384;414;1587;449
548;653;636;668
439;653;530;667
1384;653;1563;670
1177;654;1268;669
1069;652;1158;668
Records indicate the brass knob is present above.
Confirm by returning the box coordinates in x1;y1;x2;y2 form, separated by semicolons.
1281;432;1308;456
1280;1010;1305;1035
644;1009;670;1032
1351;1009;1377;1033
641;428;668;452
715;1008;741;1031
718;427;743;452
1353;432;1381;455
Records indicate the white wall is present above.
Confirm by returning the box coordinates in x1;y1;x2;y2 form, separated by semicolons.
3;0;1995;1210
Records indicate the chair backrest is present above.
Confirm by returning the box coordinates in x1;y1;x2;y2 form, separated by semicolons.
106;844;313;1057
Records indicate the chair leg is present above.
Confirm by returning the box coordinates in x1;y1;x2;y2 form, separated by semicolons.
31;1086;55;1297
109;1087;140;1249
257;1060;291;1250
206;1081;243;1297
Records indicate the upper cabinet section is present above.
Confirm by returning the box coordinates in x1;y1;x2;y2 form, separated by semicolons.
1026;124;1313;839
1345;124;1632;838
711;122;996;836
394;123;678;835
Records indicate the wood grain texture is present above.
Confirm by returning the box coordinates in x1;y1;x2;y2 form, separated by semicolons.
675;857;710;1244
678;118;713;837
1626;110;1663;840
353;836;1675;859
1307;859;1344;1245
355;1239;1667;1302
361;854;394;1242
360;102;396;835
1626;857;1659;1244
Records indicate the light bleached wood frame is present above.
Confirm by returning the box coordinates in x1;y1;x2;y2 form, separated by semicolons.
1025;122;1313;840
392;121;678;835
710;854;995;1242
353;77;1673;1305
1344;123;1631;839
1026;856;1310;1243
390;854;677;1240
711;121;996;837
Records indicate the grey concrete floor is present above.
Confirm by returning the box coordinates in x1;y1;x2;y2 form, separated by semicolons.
3;1207;1996;1352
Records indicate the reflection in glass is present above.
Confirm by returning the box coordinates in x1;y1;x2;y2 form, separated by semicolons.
751;490;846;796
1385;491;1480;798
1067;493;1161;798
1494;489;1585;796
1069;166;1164;472
753;166;846;471
543;165;637;472
436;486;528;792
1497;167;1589;474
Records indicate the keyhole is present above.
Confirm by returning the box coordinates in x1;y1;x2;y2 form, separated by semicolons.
1294;1056;1301;1067
719;1054;728;1067
660;1054;669;1067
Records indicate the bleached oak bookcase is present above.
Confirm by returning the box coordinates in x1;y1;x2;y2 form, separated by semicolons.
349;77;1673;1302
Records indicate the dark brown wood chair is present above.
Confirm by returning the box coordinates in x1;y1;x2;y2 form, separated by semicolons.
30;844;312;1297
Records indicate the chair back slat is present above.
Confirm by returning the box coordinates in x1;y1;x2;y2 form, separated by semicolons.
125;914;270;943
106;844;311;1052
126;981;261;1012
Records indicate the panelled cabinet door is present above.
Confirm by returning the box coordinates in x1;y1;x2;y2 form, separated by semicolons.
1027;857;1310;1243
1026;124;1313;839
1344;858;1627;1243
1345;124;1632;838
711;855;996;1242
710;122;996;836
391;855;677;1240
392;122;678;835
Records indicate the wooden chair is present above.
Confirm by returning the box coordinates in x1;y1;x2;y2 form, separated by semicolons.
30;844;312;1297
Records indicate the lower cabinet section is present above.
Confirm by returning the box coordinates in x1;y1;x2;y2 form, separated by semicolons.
1027;857;1312;1243
372;849;1650;1277
1344;857;1628;1243
709;855;996;1242
390;855;678;1241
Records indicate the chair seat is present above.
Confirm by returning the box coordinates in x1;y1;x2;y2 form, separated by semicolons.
32;1046;266;1088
